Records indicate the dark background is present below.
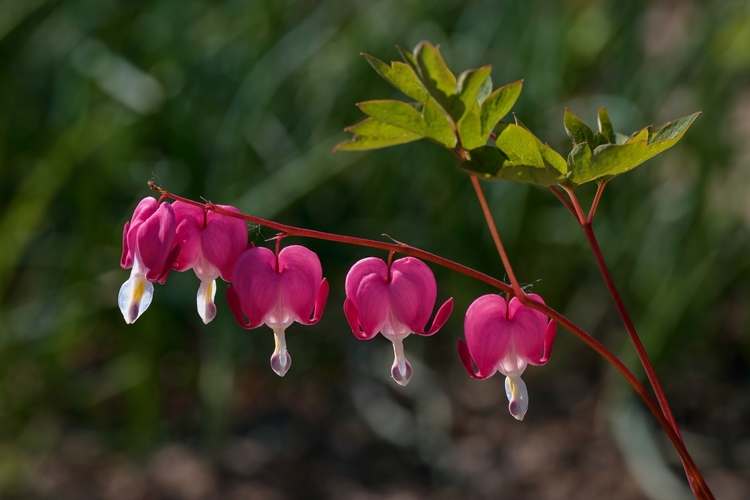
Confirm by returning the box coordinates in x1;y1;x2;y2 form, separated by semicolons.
2;0;750;498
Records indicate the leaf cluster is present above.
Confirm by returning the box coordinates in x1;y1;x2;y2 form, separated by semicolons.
336;41;699;189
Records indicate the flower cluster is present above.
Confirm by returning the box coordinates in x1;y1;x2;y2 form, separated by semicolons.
119;197;557;418
119;197;248;325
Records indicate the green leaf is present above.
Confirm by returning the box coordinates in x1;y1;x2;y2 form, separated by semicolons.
609;112;701;173
567;142;592;182
564;108;594;145
414;41;458;119
509;115;567;174
396;45;417;70
644;112;701;159
362;54;431;102
454;66;492;121
568;141;649;185
591;141;650;177
627;126;651;144
592;131;608;148
344;117;413;136
476;75;493;105
539;143;568;175
598;107;614;143
495;123;544;168
461;145;566;186
357;100;456;148
651;112;700;142
334;118;422;151
334;133;422;151
565;112;700;185
479;80;523;143
462;123;568;186
422;101;458;147
458;103;484;150
460;146;507;178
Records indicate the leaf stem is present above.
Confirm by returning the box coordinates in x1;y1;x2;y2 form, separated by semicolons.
561;185;587;222
587;180;607;223
151;181;712;498
468;174;523;294
548;186;577;217
150;182;512;294
560;186;712;499
458;173;711;497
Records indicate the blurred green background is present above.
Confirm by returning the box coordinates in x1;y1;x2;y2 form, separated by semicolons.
2;0;750;498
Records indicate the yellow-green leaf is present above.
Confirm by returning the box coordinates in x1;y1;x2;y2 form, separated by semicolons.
454;66;492;121
414;41;457;119
644;112;701;160
539;143;568;175
568;141;649;185
458;103;483;150
334;117;422;151
495;123;545;168
598;107;614;143
422;101;457;147
362;54;431;102
479;80;523;143
357;100;455;148
396;45;417;70
334;134;421;151
476;75;493;105
461;145;566;186
564;108;594;145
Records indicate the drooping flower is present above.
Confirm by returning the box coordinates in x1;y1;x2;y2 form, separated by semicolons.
226;244;329;377
172;201;248;324
344;256;453;386
119;197;179;324
458;293;557;421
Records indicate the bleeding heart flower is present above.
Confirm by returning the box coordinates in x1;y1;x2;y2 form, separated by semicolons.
344;256;453;386
458;293;557;421
226;244;329;377
172;201;248;324
119;197;179;324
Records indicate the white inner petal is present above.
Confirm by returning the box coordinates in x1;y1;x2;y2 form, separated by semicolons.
505;374;529;421
196;278;217;324
270;328;292;377
118;266;154;324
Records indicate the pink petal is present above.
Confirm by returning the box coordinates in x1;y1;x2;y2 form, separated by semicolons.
508;295;548;365
463;294;512;377
172;201;203;272
202;206;248;281
120;221;132;269
388;257;437;332
154;242;181;284
297;278;328;326
344;298;377;340
457;339;493;379
528;319;557;366
351;273;389;335
508;294;547;329
231;246;279;328
123;198;160;268
226;285;251;328
277;245;323;324
136;202;176;283
344;257;388;306
416;297;454;336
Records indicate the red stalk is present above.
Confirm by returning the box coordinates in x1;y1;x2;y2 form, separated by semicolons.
150;181;712;498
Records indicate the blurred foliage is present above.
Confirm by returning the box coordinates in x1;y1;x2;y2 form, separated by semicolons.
2;0;750;498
